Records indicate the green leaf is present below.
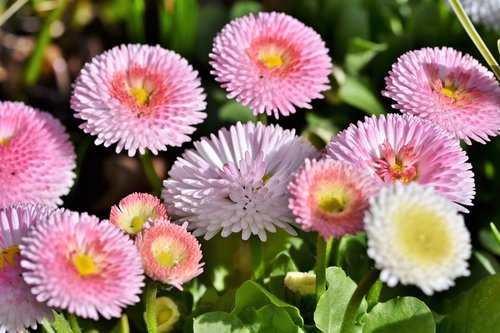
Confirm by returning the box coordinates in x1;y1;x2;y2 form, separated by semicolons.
336;233;370;282
50;311;72;333
363;297;435;333
314;267;367;333
345;38;388;74
491;223;500;248
219;100;257;123
439;274;500;333
232;280;304;327
230;1;263;19
338;76;385;116
171;0;197;57
109;314;130;333
473;251;500;275
239;304;305;333
194;312;250;333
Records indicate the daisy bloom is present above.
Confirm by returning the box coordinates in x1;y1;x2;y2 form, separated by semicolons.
210;12;332;118
162;121;317;241
20;210;144;320
71;44;207;156
110;192;168;235
0;204;53;333
364;182;472;295
289;159;378;240
383;47;500;144
136;218;203;290
0;101;76;207
143;296;180;333
284;272;316;296
325;114;475;212
460;0;500;31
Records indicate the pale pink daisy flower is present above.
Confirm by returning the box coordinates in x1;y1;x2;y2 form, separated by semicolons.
288;159;378;240
0;101;76;208
210;12;332;118
110;192;168;235
0;204;53;333
460;0;500;31
383;47;500;144
162;122;317;241
71;44;207;157
20;210;144;320
135;218;203;290
325;114;475;212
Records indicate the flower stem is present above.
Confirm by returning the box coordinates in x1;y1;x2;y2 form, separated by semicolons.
144;281;158;333
257;113;268;125
339;268;380;333
67;313;82;333
139;151;163;196
315;235;327;301
490;222;500;247
448;0;500;81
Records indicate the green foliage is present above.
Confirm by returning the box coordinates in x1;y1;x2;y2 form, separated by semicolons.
219;100;257;123
194;312;250;333
230;1;263;19
338;77;385;116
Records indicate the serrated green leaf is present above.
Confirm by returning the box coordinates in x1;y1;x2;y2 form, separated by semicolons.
338;76;385;115
363;297;435;333
50;311;72;333
194;312;250;333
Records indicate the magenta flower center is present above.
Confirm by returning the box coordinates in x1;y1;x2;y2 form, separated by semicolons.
0;245;19;270
374;141;418;183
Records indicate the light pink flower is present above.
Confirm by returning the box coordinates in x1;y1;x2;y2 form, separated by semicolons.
210;12;332;118
0;102;76;208
136;218;203;290
71;44;207;156
289;159;378;240
383;47;500;144
325;114;475;212
110;192;168;235
20;210;144;320
0;205;53;333
162;121;317;241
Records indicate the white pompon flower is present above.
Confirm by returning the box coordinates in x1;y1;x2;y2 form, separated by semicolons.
162;121;316;241
364;182;472;295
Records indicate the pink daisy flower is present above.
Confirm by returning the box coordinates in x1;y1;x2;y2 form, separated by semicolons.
135;218;203;290
110;192;168;235
20;210;144;320
0;101;76;208
325;114;475;212
210;12;332;118
162;121;317;241
0;204;53;333
383;47;500;144
71;44;207;157
288;159;378;240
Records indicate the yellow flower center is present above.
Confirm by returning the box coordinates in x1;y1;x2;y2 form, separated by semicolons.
131;215;146;234
442;84;460;101
73;253;97;276
259;54;283;69
156;249;177;268
130;87;150;106
262;173;272;184
0;137;9;146
0;245;20;270
316;184;349;214
394;206;452;264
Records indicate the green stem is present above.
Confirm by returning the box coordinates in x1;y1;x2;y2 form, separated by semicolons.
24;0;68;85
67;313;82;333
139;151;163;196
128;0;146;43
366;278;383;312
339;268;380;333
490;222;500;247
449;0;500;80
41;318;56;333
250;236;264;281
0;0;30;26
315;235;327;301
257;113;268;125
325;237;334;266
145;281;158;333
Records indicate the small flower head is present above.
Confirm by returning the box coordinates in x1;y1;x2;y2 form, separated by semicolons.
284;272;316;296
71;44;207;156
210;12;332;118
289;159;378;240
0;101;76;207
0;205;53;333
21;210;144;320
143;296;180;333
136;219;204;290
383;47;500;144
364;183;472;295
162;121;317;241
110;193;168;235
326;114;475;212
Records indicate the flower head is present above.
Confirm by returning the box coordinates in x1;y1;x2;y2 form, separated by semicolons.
210;12;332;118
461;0;500;31
0;205;53;333
284;272;316;296
162;121;316;241
20;210;144;320
71;44;207;156
143;296;180;333
110;192;168;235
136;219;203;290
289;159;378;240
364;182;472;295
383;47;500;144
325;114;475;212
0;101;76;207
